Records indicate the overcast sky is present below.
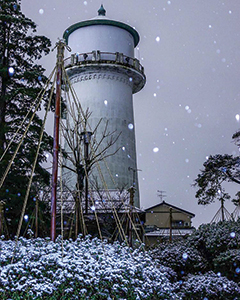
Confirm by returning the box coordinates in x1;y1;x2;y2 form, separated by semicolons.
21;0;240;227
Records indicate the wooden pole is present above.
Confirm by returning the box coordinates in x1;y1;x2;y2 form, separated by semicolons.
75;195;79;239
221;198;225;221
128;186;135;247
84;141;89;215
169;207;173;242
50;41;65;242
35;197;39;238
0;200;4;236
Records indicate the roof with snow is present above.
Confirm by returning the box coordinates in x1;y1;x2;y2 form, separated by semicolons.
145;200;195;218
145;228;195;237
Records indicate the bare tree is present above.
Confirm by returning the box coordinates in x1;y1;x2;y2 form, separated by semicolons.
62;107;121;188
61;102;121;237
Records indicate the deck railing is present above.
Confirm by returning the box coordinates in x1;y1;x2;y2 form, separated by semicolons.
64;51;144;75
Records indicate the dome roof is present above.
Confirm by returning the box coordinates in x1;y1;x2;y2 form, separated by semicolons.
63;5;140;47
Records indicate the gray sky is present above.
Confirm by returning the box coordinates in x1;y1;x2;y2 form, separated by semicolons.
21;0;240;227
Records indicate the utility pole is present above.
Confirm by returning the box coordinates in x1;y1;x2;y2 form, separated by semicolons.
50;40;65;242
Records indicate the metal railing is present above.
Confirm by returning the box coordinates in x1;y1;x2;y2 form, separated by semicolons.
64;50;144;75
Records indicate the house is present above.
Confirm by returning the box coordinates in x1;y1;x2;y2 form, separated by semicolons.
144;200;195;246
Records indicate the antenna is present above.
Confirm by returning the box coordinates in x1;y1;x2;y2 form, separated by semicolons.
157;190;166;202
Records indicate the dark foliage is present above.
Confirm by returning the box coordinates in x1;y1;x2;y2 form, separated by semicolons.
150;219;240;284
0;0;53;236
150;239;208;279
193;154;240;205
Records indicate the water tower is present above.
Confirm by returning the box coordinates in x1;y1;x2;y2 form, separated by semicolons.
63;5;146;207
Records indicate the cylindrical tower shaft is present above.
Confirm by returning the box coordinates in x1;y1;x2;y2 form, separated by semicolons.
63;6;146;207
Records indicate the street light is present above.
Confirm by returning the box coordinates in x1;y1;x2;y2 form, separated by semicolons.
81;131;92;214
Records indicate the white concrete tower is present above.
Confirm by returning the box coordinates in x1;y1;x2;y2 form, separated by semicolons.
63;5;145;207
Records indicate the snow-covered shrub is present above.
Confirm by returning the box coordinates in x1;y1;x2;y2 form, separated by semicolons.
187;219;240;259
213;249;240;282
177;271;240;300
149;240;207;276
149;220;240;285
0;236;178;299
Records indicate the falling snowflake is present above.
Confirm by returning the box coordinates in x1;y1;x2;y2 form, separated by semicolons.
8;67;15;76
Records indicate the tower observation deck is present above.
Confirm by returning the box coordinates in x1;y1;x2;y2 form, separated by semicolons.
63;5;146;207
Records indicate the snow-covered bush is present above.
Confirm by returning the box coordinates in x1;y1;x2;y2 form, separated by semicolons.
177;271;240;300
213;249;240;282
150;240;207;276
187;219;240;259
1;220;240;299
149;219;240;287
0;236;178;299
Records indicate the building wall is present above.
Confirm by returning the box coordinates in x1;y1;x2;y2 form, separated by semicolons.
145;204;192;228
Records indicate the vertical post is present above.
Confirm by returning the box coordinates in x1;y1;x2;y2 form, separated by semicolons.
84;141;89;214
50;41;65;242
128;186;135;247
221;198;225;221
35;197;39;238
169;207;173;243
75;194;79;239
81;131;92;215
0;201;5;236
